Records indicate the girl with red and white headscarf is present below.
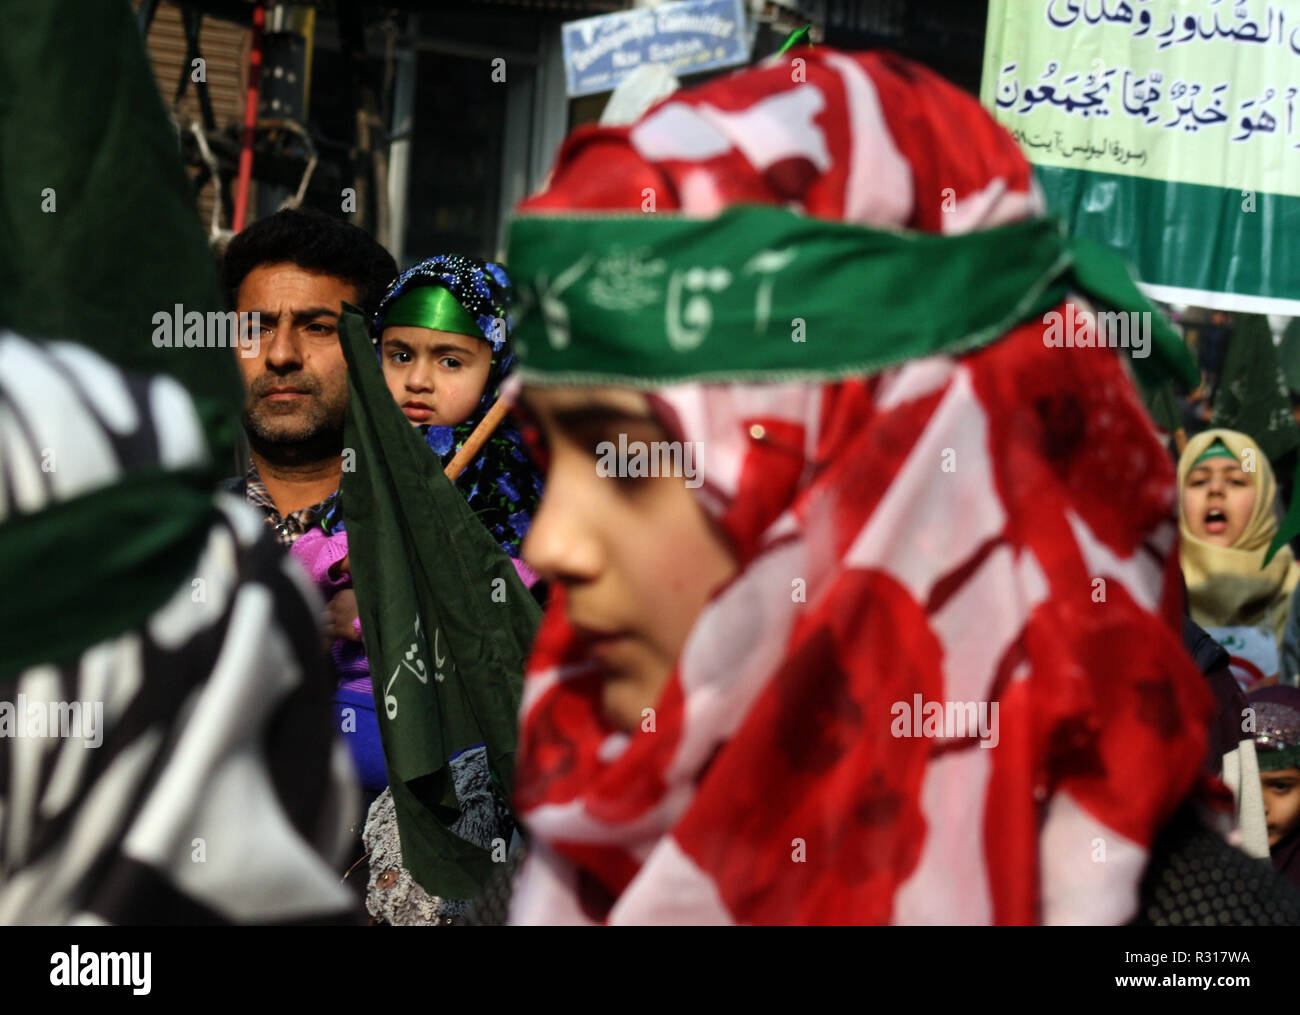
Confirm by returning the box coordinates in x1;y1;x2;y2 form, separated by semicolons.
502;48;1214;925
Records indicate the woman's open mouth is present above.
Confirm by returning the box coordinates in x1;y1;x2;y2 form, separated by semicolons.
1204;507;1228;534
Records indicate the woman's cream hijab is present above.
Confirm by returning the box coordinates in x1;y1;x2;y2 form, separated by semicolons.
1179;428;1300;643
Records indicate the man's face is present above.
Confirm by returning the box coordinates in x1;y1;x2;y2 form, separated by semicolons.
519;386;737;733
234;263;358;456
1261;767;1300;847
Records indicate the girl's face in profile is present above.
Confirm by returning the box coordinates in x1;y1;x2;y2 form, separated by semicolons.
381;325;492;427
518;386;737;734
1182;457;1256;546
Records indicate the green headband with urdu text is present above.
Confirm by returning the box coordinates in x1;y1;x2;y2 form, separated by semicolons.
505;205;1197;390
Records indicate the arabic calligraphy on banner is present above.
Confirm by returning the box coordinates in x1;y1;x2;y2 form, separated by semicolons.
981;0;1300;197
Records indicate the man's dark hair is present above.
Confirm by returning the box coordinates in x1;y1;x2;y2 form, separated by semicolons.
221;208;397;316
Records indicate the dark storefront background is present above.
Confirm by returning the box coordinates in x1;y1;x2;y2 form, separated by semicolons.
403;50;507;262
140;1;994;269
809;0;989;94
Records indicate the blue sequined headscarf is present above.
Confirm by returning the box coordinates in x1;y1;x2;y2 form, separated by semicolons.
371;254;542;558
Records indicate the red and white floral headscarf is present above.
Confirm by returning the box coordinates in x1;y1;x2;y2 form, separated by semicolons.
507;49;1213;925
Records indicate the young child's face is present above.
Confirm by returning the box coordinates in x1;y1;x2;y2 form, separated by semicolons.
1261;767;1300;847
1182;457;1256;546
381;326;493;427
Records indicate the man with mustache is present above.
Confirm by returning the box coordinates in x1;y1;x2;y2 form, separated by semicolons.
222;209;397;545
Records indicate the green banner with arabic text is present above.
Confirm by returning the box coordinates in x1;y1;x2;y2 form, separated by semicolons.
981;0;1300;315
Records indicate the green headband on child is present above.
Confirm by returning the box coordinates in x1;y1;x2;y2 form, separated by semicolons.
381;284;484;339
1257;743;1300;772
1192;439;1239;469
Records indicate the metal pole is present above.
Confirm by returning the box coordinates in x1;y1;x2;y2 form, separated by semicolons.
387;42;416;266
233;3;267;233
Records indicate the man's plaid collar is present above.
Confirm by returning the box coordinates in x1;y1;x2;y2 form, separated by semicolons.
244;461;336;545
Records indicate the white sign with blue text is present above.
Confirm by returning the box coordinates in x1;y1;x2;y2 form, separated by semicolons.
561;0;749;99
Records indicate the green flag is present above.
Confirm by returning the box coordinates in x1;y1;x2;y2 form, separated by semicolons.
1211;313;1300;466
338;308;541;900
0;0;242;457
1279;317;1300;397
0;0;242;677
1134;376;1183;437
